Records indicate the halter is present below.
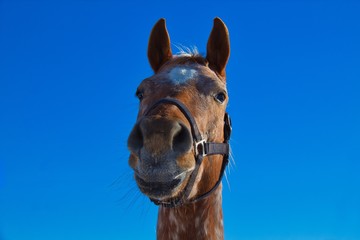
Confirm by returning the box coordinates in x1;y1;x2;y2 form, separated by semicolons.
142;98;231;208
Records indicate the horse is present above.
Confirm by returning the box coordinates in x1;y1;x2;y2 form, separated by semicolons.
127;17;231;240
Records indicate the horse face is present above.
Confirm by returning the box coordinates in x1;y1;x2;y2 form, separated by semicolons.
127;18;230;202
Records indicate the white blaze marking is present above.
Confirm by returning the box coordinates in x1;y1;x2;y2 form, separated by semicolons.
168;67;198;85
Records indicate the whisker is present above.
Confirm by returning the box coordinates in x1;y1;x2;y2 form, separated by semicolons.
224;171;231;191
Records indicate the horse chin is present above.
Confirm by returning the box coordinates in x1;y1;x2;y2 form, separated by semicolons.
135;170;191;201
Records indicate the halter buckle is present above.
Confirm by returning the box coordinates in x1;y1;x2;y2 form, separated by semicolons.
195;139;207;157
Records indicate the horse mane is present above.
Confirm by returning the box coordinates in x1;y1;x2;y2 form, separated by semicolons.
169;45;208;66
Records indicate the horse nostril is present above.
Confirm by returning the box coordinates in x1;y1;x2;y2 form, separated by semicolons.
128;123;143;155
172;122;192;154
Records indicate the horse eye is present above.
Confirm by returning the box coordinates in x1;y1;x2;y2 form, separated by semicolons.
214;92;226;103
136;90;144;101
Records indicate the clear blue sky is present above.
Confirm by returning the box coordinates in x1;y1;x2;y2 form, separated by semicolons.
1;0;359;239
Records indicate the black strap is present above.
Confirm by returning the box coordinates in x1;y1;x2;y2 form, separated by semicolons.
205;142;229;156
144;98;231;207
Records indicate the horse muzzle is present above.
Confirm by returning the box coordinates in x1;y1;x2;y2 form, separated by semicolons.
128;116;195;199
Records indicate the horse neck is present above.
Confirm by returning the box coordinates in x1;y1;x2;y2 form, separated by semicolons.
156;184;224;240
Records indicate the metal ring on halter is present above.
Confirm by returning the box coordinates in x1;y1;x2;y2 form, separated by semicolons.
142;97;232;208
195;139;207;157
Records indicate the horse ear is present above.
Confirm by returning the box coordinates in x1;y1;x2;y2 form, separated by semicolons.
206;17;230;79
147;18;172;72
